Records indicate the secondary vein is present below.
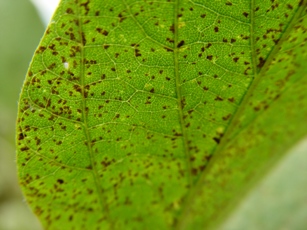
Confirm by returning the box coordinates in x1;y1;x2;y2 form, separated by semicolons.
76;1;112;225
173;0;192;186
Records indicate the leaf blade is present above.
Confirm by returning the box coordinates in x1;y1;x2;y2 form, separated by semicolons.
16;0;307;229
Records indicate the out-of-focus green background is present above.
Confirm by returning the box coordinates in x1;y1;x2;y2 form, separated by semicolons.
0;0;47;229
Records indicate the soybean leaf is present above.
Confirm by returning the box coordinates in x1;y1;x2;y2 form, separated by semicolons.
16;0;307;229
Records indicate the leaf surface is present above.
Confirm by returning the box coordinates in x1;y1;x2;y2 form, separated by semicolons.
16;0;307;229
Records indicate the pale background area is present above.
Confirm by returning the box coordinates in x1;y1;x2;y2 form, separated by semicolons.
30;0;60;26
0;1;58;229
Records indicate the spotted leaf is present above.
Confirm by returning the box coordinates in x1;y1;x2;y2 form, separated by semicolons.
16;0;307;229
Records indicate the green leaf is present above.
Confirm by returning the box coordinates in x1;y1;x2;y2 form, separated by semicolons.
16;0;307;229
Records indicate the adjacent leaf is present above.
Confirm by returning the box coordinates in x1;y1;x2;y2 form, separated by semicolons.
16;0;307;229
216;137;307;230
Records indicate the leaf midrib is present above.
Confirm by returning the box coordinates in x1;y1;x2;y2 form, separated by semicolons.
173;0;193;186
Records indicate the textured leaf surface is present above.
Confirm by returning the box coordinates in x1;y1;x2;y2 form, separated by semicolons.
16;0;307;229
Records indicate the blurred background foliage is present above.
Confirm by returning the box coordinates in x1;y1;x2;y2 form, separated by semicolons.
0;0;53;229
